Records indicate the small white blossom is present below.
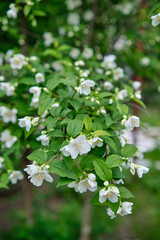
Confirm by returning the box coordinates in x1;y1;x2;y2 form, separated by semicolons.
36;134;49;146
132;81;141;90
30;97;39;108
60;135;91;159
113;67;124;80
0;129;17;148
0;157;4;169
10;54;25;69
69;48;80;59
7;3;18;19
130;162;149;178
117;202;133;216
31;117;39;126
35;73;45;83
82;48;93;59
29;86;41;98
101;55;117;69
9;171;24;184
104;81;113;91
99;186;120;203
125;116;140;131
18;117;32;132
52;61;64;72
66;0;82;10
43;32;54;46
68;173;97;193
140;57;150;66
106;208;116;219
151;13;160;27
67;13;80;26
0;106;17;123
80;80;95;95
83;10;94;22
118;89;128;100
88;137;103;148
135;91;141;99
0;82;15;96
112;179;124;185
24;164;53;187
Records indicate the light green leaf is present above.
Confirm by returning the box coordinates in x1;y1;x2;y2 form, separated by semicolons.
67;119;83;137
93;159;112;181
106;154;124;168
121;144;137;158
119;186;134;198
83;115;92;131
27;150;48;164
38;98;55;116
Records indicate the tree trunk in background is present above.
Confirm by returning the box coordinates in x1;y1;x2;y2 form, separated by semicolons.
80;191;92;240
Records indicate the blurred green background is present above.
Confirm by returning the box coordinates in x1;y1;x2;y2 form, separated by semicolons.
0;0;160;239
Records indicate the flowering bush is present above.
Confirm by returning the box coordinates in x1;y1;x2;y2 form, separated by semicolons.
1;0;159;219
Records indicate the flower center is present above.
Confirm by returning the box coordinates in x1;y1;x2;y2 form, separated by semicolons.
107;192;113;198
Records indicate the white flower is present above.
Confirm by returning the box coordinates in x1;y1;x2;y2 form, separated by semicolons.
9;171;24;184
35;73;45;83
118;89;128;100
10;54;25;69
0;82;15;96
88;137;103;148
0;76;5;81
68;173;97;193
113;67;124;80
7;4;18;19
130;162;149;178
80;80;95;95
36;134;49;146
29;86;41;98
18;117;32;132
24;164;53;187
0;129;17;148
51;102;59;108
83;10;94;22
41;110;48;118
112;179;124;185
0;157;4;169
31;117;39;126
117;201;133;216
125;116;140;131
135;91;141;99
104;81;113;91
43;32;54;46
132;81;141;90
101;55;117;69
106;208;116;219
0;106;17;123
151;13;160;27
67;13;80;26
52;61;64;72
30;97;39;108
66;0;82;10
99;186;120;203
60;135;91;159
116;2;133;15
140;57;150;66
114;35;128;51
75;60;85;67
5;49;14;61
69;48;80;59
82;48;93;59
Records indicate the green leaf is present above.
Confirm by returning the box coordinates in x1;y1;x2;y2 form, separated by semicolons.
3;154;13;170
56;177;73;188
102;136;117;152
48;129;64;137
93;159;112;181
80;155;101;170
112;167;125;179
25;126;36;139
63;156;73;170
33;10;46;17
43;49;62;59
106;154;124;168
83;115;92;131
19;77;36;85
60;109;71;118
132;97;146;109
38;98;55;116
43;116;59;131
92;130;111;137
27;150;48;164
49;159;77;179
1;173;9;186
99;92;113;98
105;115;113;128
121;144;137;158
119;186;134;198
69;99;81;112
50;106;62;117
67;119;83;137
117;103;128;115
